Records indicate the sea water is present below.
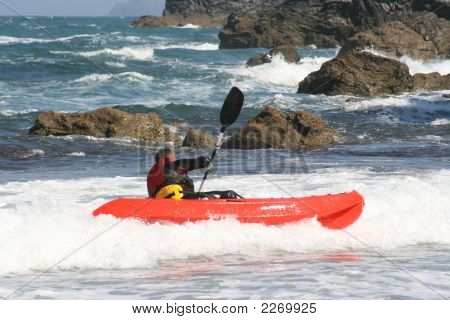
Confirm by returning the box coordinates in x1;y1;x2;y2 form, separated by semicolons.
0;17;449;299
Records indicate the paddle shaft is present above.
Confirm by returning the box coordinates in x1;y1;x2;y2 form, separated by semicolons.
198;127;225;192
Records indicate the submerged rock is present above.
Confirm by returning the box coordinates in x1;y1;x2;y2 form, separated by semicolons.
222;107;335;150
29;107;181;143
246;45;301;67
182;128;215;149
443;94;450;99
297;50;450;96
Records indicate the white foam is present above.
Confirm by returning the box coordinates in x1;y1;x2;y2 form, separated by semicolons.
364;49;450;75
51;46;154;61
176;24;201;29
156;43;218;51
67;152;86;157
0;168;449;275
0;108;39;116
341;94;449;113
229;55;332;92
105;61;126;68
73;72;153;83
399;56;450;76
15;149;45;159
431;118;450;126
0;34;98;45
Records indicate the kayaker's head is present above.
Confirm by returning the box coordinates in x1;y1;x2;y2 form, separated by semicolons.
155;147;176;163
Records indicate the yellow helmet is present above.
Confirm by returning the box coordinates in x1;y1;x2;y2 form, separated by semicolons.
156;184;184;200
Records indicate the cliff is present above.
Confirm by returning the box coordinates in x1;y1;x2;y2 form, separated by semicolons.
132;0;285;27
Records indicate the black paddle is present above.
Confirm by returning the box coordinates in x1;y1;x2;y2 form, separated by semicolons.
198;87;244;192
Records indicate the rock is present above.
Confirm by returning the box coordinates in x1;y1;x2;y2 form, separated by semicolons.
132;14;227;28
246;45;301;67
218;0;450;53
297;50;450;96
399;12;450;59
163;0;285;17
340;21;441;60
29;107;181;143
222;107;335;150
219;0;393;49
412;73;450;91
132;0;284;27
182;128;215;149
298;50;413;96
412;0;450;20
442;93;450;99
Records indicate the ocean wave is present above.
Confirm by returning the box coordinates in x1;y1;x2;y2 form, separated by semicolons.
176;24;201;29
105;61;126;68
0;108;39;116
364;49;450;75
73;72;153;83
0;168;449;274
341;94;450;113
13;149;45;159
0;34;98;45
229;55;332;91
51;46;154;61
430;118;450;126
156;43;218;51
67;152;86;157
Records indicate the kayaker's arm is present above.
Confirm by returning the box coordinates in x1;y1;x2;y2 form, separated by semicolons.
167;156;211;172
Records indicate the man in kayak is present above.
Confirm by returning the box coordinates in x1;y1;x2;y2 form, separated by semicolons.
147;146;241;200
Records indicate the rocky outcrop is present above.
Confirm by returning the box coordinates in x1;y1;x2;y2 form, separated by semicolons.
340;21;444;59
182;128;215;148
218;0;450;52
163;0;285;17
412;0;450;20
222;107;335;150
29;107;181;143
246;45;301;67
219;0;395;49
412;73;450;91
132;14;227;27
133;0;284;27
297;50;450;96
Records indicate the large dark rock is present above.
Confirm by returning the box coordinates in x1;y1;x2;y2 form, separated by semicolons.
132;0;284;27
29;107;181;143
297;50;450;96
222;107;335;150
340;21;444;59
246;45;301;67
163;0;285;17
219;0;399;49
412;0;450;20
182;128;215;149
218;0;450;54
443;93;450;99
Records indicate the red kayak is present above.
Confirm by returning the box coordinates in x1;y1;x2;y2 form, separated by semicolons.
93;191;364;229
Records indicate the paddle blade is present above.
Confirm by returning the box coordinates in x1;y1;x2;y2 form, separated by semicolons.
220;87;244;128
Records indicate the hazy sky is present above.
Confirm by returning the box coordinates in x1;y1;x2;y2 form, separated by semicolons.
0;0;165;16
